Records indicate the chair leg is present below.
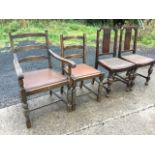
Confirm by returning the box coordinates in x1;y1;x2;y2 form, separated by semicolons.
126;70;132;92
97;75;103;102
71;83;76;111
21;91;31;128
92;78;95;85
66;86;72;112
106;72;113;97
60;86;64;94
145;63;154;86
49;90;52;96
130;68;137;89
80;81;83;89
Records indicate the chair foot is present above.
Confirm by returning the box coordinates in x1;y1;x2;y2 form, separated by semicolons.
72;104;76;111
67;104;73;112
26;120;32;128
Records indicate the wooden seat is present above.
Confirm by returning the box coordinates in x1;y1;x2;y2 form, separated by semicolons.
60;34;104;110
122;54;154;67
119;26;155;85
23;69;68;92
9;31;75;128
65;64;101;80
94;28;136;96
98;57;134;72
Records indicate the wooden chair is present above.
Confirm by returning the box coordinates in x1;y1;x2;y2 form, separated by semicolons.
94;27;136;96
118;26;155;85
60;34;104;110
9;31;76;128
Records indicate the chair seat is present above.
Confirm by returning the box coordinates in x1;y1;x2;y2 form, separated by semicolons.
122;54;155;66
98;57;134;71
23;68;68;92
66;64;102;80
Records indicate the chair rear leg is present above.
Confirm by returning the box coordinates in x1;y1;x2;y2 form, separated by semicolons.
145;63;154;86
21;91;31;128
97;75;103;101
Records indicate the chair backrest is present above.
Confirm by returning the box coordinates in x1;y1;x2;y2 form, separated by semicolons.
9;30;52;68
60;34;86;64
118;26;138;57
96;27;118;58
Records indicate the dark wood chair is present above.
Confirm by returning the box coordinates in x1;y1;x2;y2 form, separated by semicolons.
9;31;76;128
118;26;155;85
60;34;104;110
94;27;136;96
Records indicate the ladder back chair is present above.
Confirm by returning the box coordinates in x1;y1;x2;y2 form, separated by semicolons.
60;34;104;110
9;31;75;128
118;26;155;85
94;27;135;96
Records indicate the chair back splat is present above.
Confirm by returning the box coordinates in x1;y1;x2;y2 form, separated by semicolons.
118;26;138;57
95;27;118;69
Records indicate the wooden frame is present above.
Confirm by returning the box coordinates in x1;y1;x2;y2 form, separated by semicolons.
94;27;136;96
118;26;155;85
9;31;76;128
60;34;104;110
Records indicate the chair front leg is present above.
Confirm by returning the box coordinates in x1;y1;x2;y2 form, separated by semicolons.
97;75;104;101
80;81;83;88
106;72;113;97
21;90;31;128
66;85;72;112
145;63;154;86
130;68;137;89
71;82;76;111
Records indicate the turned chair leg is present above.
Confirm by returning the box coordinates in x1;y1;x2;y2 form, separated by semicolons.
106;72;113;97
92;78;95;84
126;70;132;92
97;75;103;102
130;68;137;89
71;83;76;111
60;86;64;94
49;90;52;96
21;91;31;128
145;63;154;86
80;81;83;88
66;86;72;112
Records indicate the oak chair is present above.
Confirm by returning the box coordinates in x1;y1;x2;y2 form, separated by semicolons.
118;26;155;85
94;27;135;96
60;34;104;110
9;31;76;128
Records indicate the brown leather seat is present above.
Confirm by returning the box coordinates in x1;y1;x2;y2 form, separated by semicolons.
98;57;134;72
65;64;101;80
122;54;155;67
24;68;68;92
